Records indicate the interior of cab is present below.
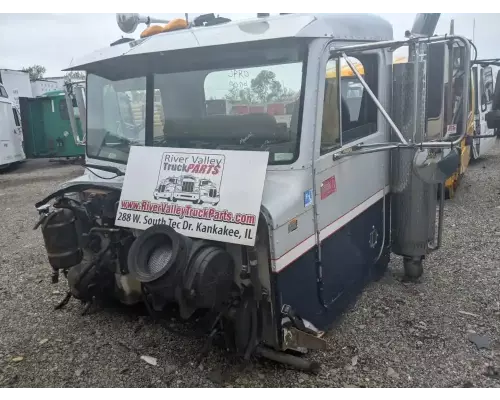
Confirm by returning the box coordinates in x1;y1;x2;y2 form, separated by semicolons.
151;68;302;160
321;55;379;154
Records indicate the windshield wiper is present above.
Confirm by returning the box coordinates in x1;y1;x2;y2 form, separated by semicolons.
84;164;125;177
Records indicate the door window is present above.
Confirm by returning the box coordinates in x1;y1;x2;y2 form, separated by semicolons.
12;107;20;127
320;55;379;155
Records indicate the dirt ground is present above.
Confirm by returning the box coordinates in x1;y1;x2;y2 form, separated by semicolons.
0;150;499;388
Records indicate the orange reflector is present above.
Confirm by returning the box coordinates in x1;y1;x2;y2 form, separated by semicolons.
163;19;188;32
140;25;164;38
140;19;188;38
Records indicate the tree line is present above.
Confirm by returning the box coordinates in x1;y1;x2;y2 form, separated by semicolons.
224;70;297;104
20;64;85;82
21;65;297;106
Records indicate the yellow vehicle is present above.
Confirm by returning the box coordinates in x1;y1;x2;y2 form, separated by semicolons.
445;74;475;199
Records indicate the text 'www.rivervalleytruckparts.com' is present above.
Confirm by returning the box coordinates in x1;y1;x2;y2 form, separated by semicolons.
118;199;258;240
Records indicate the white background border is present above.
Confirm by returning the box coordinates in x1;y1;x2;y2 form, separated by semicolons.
2;2;499;394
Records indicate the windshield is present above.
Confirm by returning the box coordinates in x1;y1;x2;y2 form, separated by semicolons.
86;42;305;165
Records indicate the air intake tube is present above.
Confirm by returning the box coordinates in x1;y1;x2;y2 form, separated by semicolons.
127;225;235;319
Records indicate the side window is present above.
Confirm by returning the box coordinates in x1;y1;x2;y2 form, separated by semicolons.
470;76;474;114
320;55;379;155
479;67;486;113
427;43;445;120
0;86;8;98
321;59;341;154
59;99;69;120
484;66;494;105
12;108;20;127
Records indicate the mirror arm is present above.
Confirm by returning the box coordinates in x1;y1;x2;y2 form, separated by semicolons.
332;138;462;160
471;134;497;139
333;35;471;149
333;143;415;160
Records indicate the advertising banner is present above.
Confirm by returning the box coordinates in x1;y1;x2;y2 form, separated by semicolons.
115;146;269;246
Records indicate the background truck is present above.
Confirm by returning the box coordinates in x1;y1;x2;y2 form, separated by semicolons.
19;90;85;160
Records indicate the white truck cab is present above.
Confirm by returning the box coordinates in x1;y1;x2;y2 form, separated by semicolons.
0;83;26;169
34;13;488;371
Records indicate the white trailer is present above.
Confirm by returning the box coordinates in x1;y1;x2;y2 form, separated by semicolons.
30;79;59;97
0;83;26;169
0;69;33;118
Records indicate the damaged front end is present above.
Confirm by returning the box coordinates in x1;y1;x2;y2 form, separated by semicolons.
34;181;325;372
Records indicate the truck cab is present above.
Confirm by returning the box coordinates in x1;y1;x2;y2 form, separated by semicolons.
198;178;220;205
34;13;472;370
173;175;199;203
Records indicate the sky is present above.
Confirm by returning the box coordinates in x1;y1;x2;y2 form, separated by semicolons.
0;13;499;77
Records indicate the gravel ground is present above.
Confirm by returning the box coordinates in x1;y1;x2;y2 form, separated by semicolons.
1;149;500;388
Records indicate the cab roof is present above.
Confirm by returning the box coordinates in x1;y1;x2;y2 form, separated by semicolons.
65;13;393;72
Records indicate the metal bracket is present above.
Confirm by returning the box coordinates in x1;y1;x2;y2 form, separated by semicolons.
328;34;471;161
283;327;327;351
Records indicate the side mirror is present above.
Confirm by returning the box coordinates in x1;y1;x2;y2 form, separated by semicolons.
486;110;500;130
414;147;460;184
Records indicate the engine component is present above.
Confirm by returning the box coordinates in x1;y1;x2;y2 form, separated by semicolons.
127;224;190;283
179;243;235;318
115;274;143;305
83;190;121;224
128;224;192;311
67;260;99;301
127;224;235;318
113;233;142;305
40;208;83;270
66;247;115;303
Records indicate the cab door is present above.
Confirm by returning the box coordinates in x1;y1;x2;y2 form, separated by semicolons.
312;47;390;317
